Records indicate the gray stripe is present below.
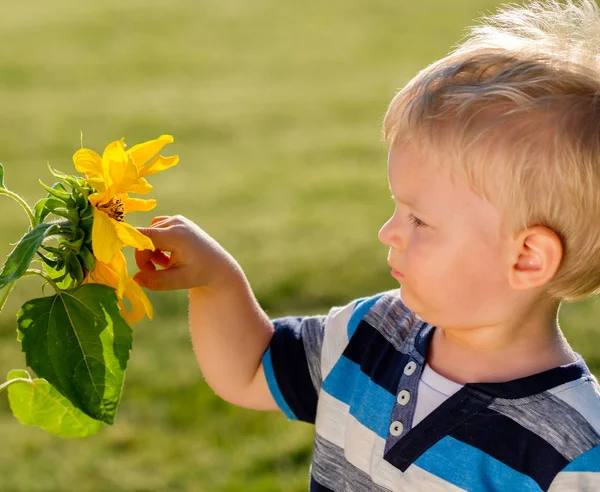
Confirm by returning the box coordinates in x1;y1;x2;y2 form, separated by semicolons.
302;316;327;393
490;391;600;460
312;433;393;492
363;292;421;353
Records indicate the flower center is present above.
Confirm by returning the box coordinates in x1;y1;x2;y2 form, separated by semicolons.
98;196;125;222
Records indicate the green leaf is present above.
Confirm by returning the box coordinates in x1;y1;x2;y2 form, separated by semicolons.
0;222;59;289
6;369;103;438
0;163;4;189
17;284;133;424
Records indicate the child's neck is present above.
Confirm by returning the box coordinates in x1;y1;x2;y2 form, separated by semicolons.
426;310;578;385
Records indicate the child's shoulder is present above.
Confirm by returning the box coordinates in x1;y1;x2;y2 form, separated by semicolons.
324;288;423;349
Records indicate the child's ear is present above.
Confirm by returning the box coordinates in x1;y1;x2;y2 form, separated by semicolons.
508;226;563;291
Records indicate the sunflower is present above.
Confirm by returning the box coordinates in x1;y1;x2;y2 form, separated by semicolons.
72;135;178;323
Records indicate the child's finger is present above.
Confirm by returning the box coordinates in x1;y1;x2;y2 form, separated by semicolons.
133;265;184;291
151;249;171;269
151;215;170;226
135;248;157;272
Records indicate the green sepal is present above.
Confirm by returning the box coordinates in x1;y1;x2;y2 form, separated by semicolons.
38;180;72;203
46;162;68;180
16;284;133;424
42;258;75;290
75;191;89;212
66;254;84;286
6;369;103;438
79;212;94;241
57;175;89;199
0;222;60;289
61;228;85;253
40;244;67;256
36;251;63;270
43;197;79;226
33;197;51;225
78;245;96;273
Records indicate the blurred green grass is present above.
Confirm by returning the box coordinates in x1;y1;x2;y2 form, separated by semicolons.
0;0;598;490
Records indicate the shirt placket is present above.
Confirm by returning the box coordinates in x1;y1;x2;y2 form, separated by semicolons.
384;348;425;455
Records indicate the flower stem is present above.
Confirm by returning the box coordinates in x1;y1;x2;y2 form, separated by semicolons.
0;188;35;228
0;377;32;394
22;269;60;294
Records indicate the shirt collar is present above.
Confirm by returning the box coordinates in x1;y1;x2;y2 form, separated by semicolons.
412;322;590;399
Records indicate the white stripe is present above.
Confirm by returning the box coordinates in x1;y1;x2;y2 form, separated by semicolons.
548;471;600;491
549;379;600;434
315;390;466;492
320;301;356;380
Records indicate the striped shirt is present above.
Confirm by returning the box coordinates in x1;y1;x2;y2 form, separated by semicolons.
262;289;600;491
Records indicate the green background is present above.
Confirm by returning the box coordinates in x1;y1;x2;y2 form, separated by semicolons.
0;1;598;490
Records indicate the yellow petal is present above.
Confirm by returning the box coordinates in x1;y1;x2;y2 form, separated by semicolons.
88;252;151;323
120;273;153;323
88;190;112;208
128;135;174;168
127;177;153;195
114;220;155;251
102;139;142;197
109;250;129;298
73;148;103;178
92;208;122;264
88;255;127;299
85;177;106;194
140;154;179;177
122;197;157;213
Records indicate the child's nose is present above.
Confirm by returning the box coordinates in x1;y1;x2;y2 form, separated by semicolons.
378;216;400;248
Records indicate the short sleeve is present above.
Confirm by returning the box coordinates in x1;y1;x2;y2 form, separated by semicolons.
261;294;386;424
262;315;327;423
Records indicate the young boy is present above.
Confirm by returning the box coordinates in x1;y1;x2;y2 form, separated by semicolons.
132;0;600;490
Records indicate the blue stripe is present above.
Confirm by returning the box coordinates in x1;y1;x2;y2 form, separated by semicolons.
322;355;395;438
347;293;385;339
262;347;297;420
415;436;543;491
563;444;600;472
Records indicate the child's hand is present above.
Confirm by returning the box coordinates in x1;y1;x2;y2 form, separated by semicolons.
133;215;237;291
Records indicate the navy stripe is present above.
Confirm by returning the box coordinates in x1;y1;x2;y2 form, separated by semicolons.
466;356;588;399
450;407;569;491
270;317;318;423
343;319;408;395
384;387;492;471
310;476;334;491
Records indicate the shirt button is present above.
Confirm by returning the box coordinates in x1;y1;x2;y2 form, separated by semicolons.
404;361;417;376
389;420;404;437
397;390;411;406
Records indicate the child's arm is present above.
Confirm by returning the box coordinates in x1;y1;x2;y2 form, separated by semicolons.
133;215;278;411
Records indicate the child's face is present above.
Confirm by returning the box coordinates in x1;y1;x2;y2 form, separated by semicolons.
379;142;516;330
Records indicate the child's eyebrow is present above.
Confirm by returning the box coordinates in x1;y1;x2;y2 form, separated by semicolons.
389;188;431;216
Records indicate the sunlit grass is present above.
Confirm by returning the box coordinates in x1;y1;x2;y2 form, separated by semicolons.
0;0;597;490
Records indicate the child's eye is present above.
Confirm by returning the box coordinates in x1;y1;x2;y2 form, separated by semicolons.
408;213;426;228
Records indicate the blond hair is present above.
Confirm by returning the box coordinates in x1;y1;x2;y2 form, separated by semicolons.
383;0;600;302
